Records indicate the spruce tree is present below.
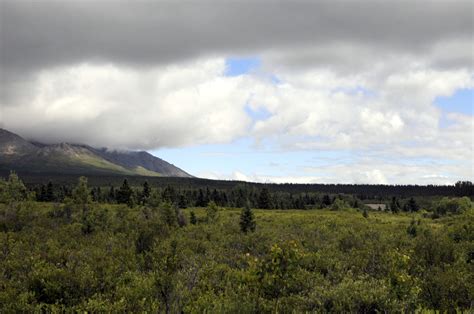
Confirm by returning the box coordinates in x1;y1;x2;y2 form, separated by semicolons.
206;201;219;223
143;181;151;198
178;194;187;209
190;211;197;225
390;196;400;213
39;185;47;202
116;179;132;204
322;194;332;207
196;189;206;207
46;181;54;202
407;218;417;237
141;181;151;204
240;203;256;233
72;176;91;214
258;188;271;209
96;186;102;202
406;197;420;212
108;185;116;203
160;202;177;227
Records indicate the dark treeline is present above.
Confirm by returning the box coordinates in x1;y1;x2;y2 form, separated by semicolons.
31;177;473;212
13;172;473;198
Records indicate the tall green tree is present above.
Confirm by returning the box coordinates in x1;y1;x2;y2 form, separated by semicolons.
45;181;54;202
117;179;133;205
206;201;219;223
322;194;332;207
196;189;207;207
141;181;151;204
160;202;178;227
107;185;116;203
390;196;401;213
189;211;197;225
404;197;420;212
240;203;256;233
72;176;92;214
258;188;271;209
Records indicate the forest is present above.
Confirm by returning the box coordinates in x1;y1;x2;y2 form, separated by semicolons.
0;172;473;312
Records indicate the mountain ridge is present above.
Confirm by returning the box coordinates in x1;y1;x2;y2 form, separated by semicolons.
0;128;192;178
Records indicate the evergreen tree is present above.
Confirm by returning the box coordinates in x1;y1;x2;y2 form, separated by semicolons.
160;202;178;227
141;181;151;204
90;187;98;202
196;189;207;207
206;201;219;223
46;181;54;202
127;191;136;208
177;194;187;209
162;185;176;203
211;189;220;205
405;197;420;212
72;176;91;214
96;186;102;202
407;218;418;237
234;187;247;208
221;191;228;206
108;185;116;203
240;203;256;233
258;188;271;209
205;187;211;205
148;190;162;207
38;185;47;202
189;211;197;225
390;196;401;213
116;179;133;205
322;194;332;207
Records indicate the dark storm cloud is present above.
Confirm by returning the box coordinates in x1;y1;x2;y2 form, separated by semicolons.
1;0;472;75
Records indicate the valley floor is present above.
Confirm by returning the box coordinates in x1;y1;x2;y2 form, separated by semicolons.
0;202;473;312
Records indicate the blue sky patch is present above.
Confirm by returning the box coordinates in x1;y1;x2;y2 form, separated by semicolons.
225;57;261;76
435;88;473;115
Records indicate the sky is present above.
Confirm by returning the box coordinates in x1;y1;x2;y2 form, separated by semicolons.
0;0;473;185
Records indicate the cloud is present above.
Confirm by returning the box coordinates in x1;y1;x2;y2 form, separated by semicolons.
1;57;472;162
1;0;471;75
2;59;254;149
201;156;469;185
249;65;472;160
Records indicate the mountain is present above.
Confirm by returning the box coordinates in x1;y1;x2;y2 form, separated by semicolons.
0;128;192;178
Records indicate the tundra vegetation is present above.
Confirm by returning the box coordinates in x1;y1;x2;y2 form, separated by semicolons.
0;173;473;312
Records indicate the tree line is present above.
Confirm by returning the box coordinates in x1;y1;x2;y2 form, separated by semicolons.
12;172;473;198
28;177;472;215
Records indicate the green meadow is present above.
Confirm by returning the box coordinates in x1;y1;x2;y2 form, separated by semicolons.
1;192;472;312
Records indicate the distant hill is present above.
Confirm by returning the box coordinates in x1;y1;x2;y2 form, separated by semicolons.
0;128;192;178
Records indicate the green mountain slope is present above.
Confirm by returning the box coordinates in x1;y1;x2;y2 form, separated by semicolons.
0;129;192;177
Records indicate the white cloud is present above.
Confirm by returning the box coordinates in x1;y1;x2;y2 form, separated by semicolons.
2;59;254;149
1;44;472;185
201;156;470;185
2;55;472;164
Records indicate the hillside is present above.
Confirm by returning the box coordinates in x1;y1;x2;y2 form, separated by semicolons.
0;129;192;178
